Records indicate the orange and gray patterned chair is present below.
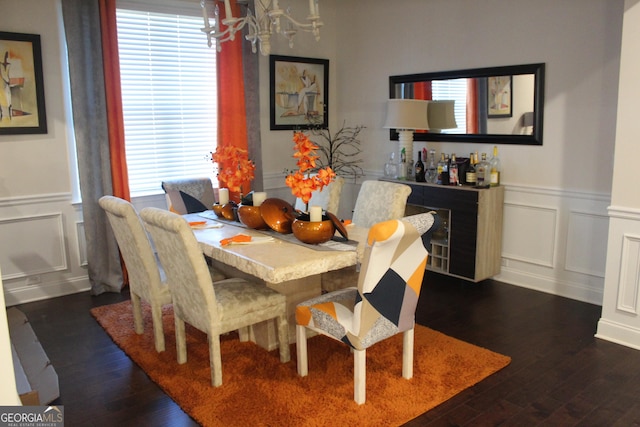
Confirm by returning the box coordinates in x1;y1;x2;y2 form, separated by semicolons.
295;212;438;404
161;177;215;214
140;207;290;387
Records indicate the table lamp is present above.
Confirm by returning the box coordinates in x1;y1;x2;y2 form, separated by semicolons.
427;100;457;132
384;99;430;168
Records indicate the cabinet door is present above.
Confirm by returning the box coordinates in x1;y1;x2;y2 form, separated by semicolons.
408;184;479;280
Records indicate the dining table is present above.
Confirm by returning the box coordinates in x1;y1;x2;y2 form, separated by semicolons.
184;211;369;351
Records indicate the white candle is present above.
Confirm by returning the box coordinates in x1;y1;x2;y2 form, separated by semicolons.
253;192;267;207
308;0;316;16
218;188;229;205
202;0;210;27
310;206;322;222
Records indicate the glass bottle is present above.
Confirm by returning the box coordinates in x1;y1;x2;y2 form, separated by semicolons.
489;145;501;187
398;148;407;179
476;153;489;188
384;152;398;179
415;150;426;182
465;152;477;186
449;154;459;186
426;149;437;183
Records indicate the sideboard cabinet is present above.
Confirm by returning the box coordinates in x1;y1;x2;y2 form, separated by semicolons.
381;179;504;282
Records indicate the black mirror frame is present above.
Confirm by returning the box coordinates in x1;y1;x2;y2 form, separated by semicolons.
389;63;545;145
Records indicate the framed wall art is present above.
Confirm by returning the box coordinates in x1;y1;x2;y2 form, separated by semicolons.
487;75;512;118
0;31;47;135
269;55;328;130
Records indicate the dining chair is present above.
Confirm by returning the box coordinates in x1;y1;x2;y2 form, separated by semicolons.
161;177;215;214
350;180;412;228
294;175;345;214
98;195;174;352
296;212;439;404
140;207;291;387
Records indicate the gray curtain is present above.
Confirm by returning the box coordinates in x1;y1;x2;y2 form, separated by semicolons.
61;0;124;295
243;2;263;191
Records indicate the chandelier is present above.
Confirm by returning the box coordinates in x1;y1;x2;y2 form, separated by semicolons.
201;0;322;56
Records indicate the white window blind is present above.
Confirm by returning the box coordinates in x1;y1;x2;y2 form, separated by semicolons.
116;8;217;197
432;79;467;134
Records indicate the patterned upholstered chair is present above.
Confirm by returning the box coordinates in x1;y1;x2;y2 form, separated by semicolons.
294;176;345;214
140;207;291;387
98;196;174;352
161;177;215;214
351;180;412;228
296;212;438;404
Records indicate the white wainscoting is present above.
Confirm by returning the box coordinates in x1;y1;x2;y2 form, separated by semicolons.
597;206;640;350
496;184;610;305
0;193;90;306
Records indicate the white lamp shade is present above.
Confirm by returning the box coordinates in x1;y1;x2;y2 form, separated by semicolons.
427;100;457;130
384;99;429;130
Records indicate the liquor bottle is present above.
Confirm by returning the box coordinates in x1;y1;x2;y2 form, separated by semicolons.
414;149;426;182
465;152;477;186
436;153;445;185
476;153;489;188
449;154;459;186
426;149;437;183
398;148;407;179
489;145;501;187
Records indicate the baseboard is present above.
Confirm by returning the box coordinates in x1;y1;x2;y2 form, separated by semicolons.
4;277;91;307
596;318;640;351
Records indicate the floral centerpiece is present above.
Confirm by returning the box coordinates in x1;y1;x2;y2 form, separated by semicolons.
285;131;336;212
211;146;256;204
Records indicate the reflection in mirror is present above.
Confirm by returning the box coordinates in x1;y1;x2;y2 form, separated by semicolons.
389;63;545;145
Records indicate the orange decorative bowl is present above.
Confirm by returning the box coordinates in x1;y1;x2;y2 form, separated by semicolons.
212;203;224;218
260;198;296;234
291;213;336;244
237;204;268;229
220;202;238;221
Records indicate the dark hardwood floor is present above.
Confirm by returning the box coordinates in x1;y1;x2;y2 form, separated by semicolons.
13;272;640;426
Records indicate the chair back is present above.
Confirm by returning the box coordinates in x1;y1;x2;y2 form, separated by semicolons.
161;177;215;214
348;213;435;349
294;176;345;214
98;196;164;303
140;207;218;332
351;180;412;228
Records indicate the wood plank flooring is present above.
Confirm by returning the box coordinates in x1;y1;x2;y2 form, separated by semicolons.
13;272;640;426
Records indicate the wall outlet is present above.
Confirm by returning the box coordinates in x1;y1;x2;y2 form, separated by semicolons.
26;275;41;286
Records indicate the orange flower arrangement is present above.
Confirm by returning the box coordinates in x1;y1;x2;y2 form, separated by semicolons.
211;146;256;199
285;131;335;208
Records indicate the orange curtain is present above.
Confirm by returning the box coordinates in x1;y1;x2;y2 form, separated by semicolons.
99;0;130;201
217;0;250;203
99;0;130;285
466;78;479;134
413;82;432;134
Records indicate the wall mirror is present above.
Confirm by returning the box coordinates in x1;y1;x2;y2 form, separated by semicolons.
389;63;545;145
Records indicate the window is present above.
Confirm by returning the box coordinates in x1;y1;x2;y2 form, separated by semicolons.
116;6;217;197
431;78;467;134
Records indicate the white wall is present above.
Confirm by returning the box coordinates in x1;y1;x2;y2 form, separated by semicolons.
0;267;21;405
0;0;629;315
0;0;90;305
597;0;640;349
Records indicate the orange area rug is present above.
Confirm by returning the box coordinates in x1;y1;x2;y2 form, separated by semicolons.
91;301;510;426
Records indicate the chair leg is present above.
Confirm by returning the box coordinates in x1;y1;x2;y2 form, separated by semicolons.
238;326;250;342
276;315;291;363
150;302;165;353
175;315;187;364
131;292;144;335
209;333;222;387
402;328;414;379
296;325;308;376
354;348;366;405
